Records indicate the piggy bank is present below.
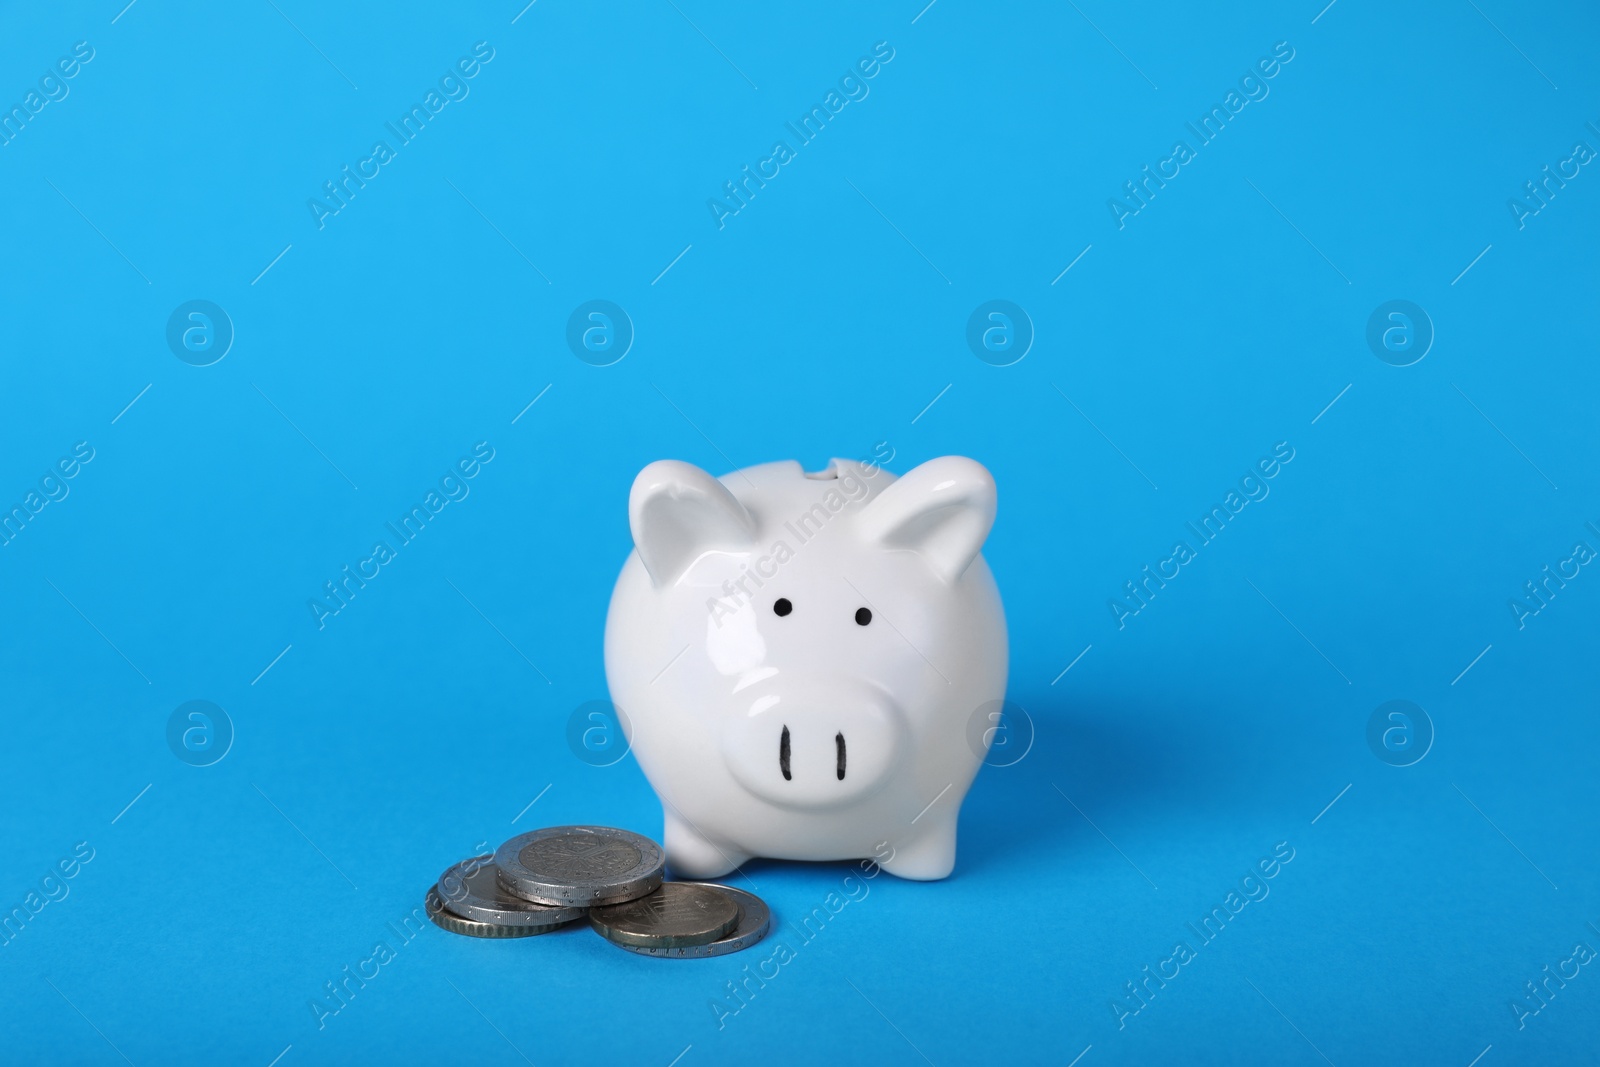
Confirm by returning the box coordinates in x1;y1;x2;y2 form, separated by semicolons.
603;455;1007;880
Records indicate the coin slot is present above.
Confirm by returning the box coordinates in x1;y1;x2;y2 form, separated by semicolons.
780;725;792;781
836;732;846;780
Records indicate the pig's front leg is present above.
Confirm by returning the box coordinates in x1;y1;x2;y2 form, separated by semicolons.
662;809;752;879
876;812;959;881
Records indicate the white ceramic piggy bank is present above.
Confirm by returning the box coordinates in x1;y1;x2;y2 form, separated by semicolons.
604;455;1007;881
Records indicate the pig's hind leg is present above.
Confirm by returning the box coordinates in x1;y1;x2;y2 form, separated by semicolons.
663;811;752;879
875;813;958;881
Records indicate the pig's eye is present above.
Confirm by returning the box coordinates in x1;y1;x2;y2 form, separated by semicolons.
773;598;793;617
854;607;872;626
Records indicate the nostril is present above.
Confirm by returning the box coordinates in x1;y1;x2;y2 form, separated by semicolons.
780;726;792;781
836;732;846;781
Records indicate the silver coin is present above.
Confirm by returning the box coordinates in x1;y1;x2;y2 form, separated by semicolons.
590;882;742;949
425;886;562;939
602;883;772;959
494;825;664;907
435;854;586;929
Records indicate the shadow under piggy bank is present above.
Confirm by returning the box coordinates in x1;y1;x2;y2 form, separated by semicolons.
954;694;1229;880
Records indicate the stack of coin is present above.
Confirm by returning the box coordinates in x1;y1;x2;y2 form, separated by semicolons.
426;824;771;958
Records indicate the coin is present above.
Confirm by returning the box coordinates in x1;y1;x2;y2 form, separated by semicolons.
435;854;586;930
425;886;562;939
589;881;742;949
601;883;773;959
494;825;665;907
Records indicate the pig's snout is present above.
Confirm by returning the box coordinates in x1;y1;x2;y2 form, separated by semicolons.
723;685;902;809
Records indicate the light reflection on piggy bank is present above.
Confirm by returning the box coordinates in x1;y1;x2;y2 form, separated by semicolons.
604;454;1007;880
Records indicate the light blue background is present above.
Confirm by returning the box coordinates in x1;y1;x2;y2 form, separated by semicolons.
0;1;1596;1064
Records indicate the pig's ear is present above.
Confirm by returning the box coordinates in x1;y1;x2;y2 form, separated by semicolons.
629;460;756;587
857;456;996;582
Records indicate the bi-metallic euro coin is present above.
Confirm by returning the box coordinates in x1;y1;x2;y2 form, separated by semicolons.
494;825;664;907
